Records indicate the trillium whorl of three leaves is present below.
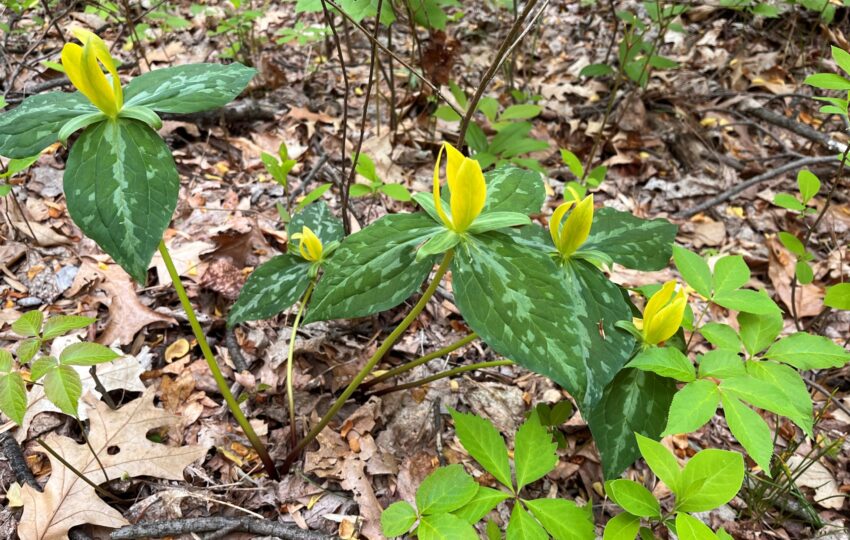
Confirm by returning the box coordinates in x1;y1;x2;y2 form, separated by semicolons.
64;118;179;283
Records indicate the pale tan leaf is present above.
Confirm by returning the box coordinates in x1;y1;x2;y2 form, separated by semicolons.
18;388;208;540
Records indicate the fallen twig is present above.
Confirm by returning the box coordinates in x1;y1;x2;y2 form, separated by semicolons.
0;432;41;492
739;99;848;154
111;517;328;539
677;155;837;218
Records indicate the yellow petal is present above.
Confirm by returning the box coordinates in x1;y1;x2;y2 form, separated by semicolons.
432;144;453;229
444;142;465;184
447;155;486;232
557;194;594;257
643;280;677;329
644;289;687;345
66;29;121;116
61;43;94;103
294;226;323;261
549;201;574;249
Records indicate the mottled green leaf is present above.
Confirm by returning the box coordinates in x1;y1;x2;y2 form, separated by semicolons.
677;449;744;513
42;315;96;340
737;311;783;356
0;91;96;158
764;332;850;369
453;487;510;524
228;254;311;326
0;372;27;424
605;479;661;518
583;208;677;271
627;346;695;382
721;394;773;473
306;213;440;322
449;408;512;489
381;501;417;537
65;119;179;283
514;411;557;491
524;498;595;540
123;63;256;114
483;165;545;215
663;379;719;436
287;201;344;245
59;342;120;366
587;369;676;479
416;464;478;515
43;364;82;417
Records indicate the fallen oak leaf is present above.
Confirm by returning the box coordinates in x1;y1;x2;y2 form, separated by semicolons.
18;387;208;540
97;263;175;346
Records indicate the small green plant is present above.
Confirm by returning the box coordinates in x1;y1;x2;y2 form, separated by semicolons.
275;22;330;46
559;148;607;199
350;153;412;202
603;434;741;540
204;0;265;64
381;409;595;539
435;83;549;171
772;169;821;286
0;153;39;197
533;400;574;449
262;142;297;192
0;311;120;423
718;0;782;17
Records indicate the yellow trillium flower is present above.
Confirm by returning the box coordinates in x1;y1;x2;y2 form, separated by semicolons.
291;226;323;262
61;29;123;118
549;194;594;259
637;280;687;345
432;142;486;233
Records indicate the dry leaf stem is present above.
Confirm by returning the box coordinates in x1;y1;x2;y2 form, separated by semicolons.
369;359;514;397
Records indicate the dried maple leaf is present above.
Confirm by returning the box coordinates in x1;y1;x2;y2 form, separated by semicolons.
18;388;208;540
97;263;175;346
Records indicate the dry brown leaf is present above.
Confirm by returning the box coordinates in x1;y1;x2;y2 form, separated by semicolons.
18;388;208;540
150;240;215;287
786;456;844;510
97;264;175;346
766;236;823;318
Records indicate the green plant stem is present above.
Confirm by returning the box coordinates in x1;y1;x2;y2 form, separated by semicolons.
369;360;514;397
361;332;478;389
286;280;316;450
158;241;278;480
281;251;455;473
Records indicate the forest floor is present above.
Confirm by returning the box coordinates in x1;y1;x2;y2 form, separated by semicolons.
0;1;848;539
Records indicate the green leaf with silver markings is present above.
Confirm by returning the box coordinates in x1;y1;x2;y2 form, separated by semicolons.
583;208;677;271
287;201;344;245
123;63;256;114
0;92;96;158
64;119;179;283
586;369;675;478
228;254;312;326
306;213;441;322
483;165;545;215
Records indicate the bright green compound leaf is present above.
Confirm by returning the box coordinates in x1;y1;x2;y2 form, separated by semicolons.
486;519;502;540
123;63;256;114
287;201;344;246
0;154;40;179
59;342;120;366
500;104;542;121
602;512;641;540
832;45;850;77
677;449;744;513
797;169;821;203
41;315;96;340
712;255;750;293
381;501;417;537
0;372;27;424
675;512;718;540
587;369;675;479
697;350;745;379
699;323;741;352
0;92;96;158
605;479;661;518
307;213;441;322
663;379;720;436
764;333;850;369
627;346;695;382
673;246;712;298
379;183;412;202
746;361;812;435
583;208;677;271
12;311;43;337
65;119;179;283
418;513;479;540
824;283;850;310
228;254;312;326
452;487;510;524
719;376;804;427
16;339;40;364
635;433;681;494
804;73;850;90
43;364;83;417
506;504;547;540
712;289;780;315
406;0;458;30
514;411;557;491
416;464;479;515
30;356;57;381
738;311;783;356
560;148;584;178
524;498;595;540
449;408;512;490
721;394;773;473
